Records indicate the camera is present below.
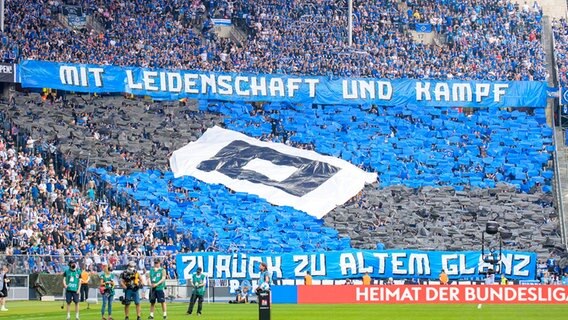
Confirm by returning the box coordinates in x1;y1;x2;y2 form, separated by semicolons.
118;296;130;305
122;270;139;290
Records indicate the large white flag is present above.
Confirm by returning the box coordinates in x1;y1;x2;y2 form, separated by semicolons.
169;126;377;218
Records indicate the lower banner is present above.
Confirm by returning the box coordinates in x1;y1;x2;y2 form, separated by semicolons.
297;285;568;304
176;249;537;281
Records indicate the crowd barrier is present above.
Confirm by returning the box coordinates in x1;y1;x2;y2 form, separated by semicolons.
4;269;568;304
276;285;568;304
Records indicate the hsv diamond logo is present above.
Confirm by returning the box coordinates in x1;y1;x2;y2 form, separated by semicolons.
169;126;377;218
197;140;340;197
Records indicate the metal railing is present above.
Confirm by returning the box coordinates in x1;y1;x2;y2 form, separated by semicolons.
0;254;177;276
546;15;568;247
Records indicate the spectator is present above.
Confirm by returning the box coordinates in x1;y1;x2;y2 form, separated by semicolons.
0;0;547;81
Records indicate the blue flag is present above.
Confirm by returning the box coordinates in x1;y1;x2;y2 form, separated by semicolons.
546;86;559;98
562;87;568;105
415;23;433;33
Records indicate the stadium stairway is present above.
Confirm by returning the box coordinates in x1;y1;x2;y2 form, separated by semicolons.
553;128;568;246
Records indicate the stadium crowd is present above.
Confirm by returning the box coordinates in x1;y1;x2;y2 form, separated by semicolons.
0;89;566;279
0;0;566;283
0;111;189;276
553;18;568;87
0;0;546;80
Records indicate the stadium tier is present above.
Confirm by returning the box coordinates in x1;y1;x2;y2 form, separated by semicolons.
0;0;545;80
1;94;562;262
210;102;553;190
0;0;567;282
553;18;568;87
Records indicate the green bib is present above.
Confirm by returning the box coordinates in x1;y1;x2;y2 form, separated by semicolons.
192;273;206;296
150;267;166;290
100;272;115;294
65;269;81;292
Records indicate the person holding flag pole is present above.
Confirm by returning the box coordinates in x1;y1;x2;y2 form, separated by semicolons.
187;267;206;316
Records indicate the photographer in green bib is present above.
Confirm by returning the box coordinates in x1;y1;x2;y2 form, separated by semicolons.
186;267;206;316
99;264;115;320
63;260;81;320
148;260;167;320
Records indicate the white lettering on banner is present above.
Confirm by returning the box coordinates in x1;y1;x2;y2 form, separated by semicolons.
124;72;320;97
235;76;249;96
126;70;142;90
477;254;499;274
434;83;450;102
464;287;568;303
293;255;309;276
494;83;509;102
356;252;373;273
159;72;167;91
143;71;159;91
181;255;196;280
391;252;407;275
311;254;327;276
340;253;357;275
248;256;262;279
266;256;283;279
409;254;430;275
202;74;217;94
416;82;431;101
452;83;473;101
342;80;394;100
359;81;374;99
416;82;510;103
269;78;285;97
185;74;199;93
343;80;357;99
231;254;247;278
355;287;421;302
441;254;458;275
200;255;216;278
305;78;320;97
351;286;568;304
229;280;240;293
80;67;88;88
372;253;388;274
218;75;233;94
168;73;182;93
378;81;393;100
177;250;536;281
0;65;12;73
216;255;231;278
475;84;491;102
293;254;327;276
28;61;548;107
60;66;104;87
512;255;531;276
287;78;302;97
459;254;476;275
501;253;513;275
250;77;267;96
426;287;460;302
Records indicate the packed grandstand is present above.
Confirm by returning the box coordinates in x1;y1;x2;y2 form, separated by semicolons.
0;0;567;290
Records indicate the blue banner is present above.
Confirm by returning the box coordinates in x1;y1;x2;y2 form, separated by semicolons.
211;18;232;26
18;60;547;107
562;87;568;105
415;23;433;33
176;250;537;281
155;245;179;254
